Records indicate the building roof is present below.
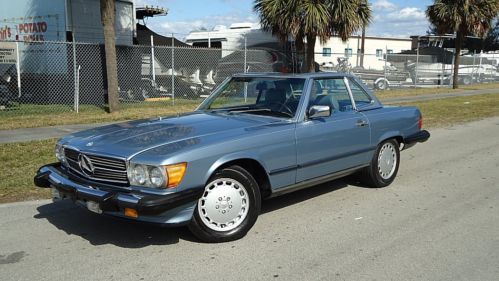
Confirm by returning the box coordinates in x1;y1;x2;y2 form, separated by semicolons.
135;24;189;47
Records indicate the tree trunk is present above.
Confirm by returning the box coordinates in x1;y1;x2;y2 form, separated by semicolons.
100;0;119;112
452;31;463;89
295;33;305;73
305;34;317;73
360;26;366;68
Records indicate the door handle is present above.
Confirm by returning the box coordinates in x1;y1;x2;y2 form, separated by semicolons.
356;120;369;127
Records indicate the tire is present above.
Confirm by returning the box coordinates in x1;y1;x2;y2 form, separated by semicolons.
188;165;261;243
360;139;400;188
375;78;389;90
462;76;472;85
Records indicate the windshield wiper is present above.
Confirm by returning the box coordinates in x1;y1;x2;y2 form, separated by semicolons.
207;106;251;114
228;108;270;114
231;108;293;118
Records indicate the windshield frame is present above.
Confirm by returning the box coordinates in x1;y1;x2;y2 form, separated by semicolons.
197;76;310;120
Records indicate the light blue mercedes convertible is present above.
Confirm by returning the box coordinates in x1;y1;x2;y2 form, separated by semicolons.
35;73;430;242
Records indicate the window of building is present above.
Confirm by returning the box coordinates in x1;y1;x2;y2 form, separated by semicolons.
323;48;331;57
344;48;353;57
376;49;383;58
387;49;394;54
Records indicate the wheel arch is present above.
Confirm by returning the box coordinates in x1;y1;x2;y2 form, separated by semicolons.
377;131;403;147
205;154;272;199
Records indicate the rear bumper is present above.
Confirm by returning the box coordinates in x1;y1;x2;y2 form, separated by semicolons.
403;130;430;150
34;163;203;220
404;130;430;144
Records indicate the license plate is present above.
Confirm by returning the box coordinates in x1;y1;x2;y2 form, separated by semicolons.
86;201;102;214
51;188;62;201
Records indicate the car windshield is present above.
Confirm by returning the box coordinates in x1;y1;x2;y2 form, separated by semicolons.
199;77;306;118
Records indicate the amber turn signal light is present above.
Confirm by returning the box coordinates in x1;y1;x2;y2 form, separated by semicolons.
124;208;138;218
165;163;187;188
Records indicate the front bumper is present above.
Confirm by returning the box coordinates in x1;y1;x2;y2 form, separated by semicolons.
34;163;203;219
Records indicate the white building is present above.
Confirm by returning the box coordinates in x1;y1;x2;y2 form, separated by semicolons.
316;36;412;70
185;23;277;57
185;24;412;71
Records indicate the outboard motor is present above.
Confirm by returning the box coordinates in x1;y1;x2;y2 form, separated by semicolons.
0;65;16;107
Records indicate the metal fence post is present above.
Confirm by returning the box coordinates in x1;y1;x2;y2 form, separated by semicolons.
72;40;79;112
472;50;476;85
479;50;483;83
15;41;21;99
151;35;156;82
450;51;455;88
384;46;387;82
171;33;175;105
244;35;247;73
415;42;419;87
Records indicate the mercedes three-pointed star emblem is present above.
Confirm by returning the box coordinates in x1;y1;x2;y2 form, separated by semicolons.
78;154;95;176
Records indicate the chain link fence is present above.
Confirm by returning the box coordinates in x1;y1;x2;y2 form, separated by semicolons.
0;39;279;115
2;39;499;116
317;50;499;90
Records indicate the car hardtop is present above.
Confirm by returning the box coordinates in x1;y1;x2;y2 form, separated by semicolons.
231;72;382;108
232;71;356;79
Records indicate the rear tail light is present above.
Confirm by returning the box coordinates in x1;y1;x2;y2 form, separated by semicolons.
418;116;423;129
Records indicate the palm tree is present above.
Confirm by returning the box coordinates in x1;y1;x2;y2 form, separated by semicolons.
100;0;119;112
427;0;499;89
254;0;371;73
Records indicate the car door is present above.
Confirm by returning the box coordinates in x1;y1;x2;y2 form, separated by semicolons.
295;77;371;182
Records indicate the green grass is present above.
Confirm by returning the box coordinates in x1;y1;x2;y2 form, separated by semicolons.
376;82;499;99
394;93;499;128
0;139;56;203
1;93;498;203
1;83;499;130
0;99;201;130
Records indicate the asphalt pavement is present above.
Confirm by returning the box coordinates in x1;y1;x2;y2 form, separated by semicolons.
1;116;498;280
0;89;497;144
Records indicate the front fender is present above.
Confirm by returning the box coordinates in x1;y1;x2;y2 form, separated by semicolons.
204;152;269;184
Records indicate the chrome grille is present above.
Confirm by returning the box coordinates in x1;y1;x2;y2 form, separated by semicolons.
63;147;128;185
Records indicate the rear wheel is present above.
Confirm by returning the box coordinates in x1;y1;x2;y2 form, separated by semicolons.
360;139;400;188
188;165;261;242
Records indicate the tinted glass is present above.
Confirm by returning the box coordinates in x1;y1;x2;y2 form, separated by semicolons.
348;78;372;107
202;77;306;118
309;78;353;113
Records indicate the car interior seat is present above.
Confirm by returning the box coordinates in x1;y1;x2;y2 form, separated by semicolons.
312;81;339;112
264;88;286;111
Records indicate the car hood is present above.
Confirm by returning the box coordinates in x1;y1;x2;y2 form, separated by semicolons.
60;112;279;159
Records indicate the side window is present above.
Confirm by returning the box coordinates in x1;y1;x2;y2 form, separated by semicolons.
348;78;372;107
309;78;353;112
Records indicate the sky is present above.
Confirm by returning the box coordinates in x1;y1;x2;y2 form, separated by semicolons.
134;0;434;38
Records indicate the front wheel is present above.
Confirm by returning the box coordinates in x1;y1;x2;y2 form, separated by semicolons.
360;139;400;188
188;165;261;243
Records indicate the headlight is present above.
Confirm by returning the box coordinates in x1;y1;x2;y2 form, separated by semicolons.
55;144;65;163
130;164;147;185
127;162;186;189
149;166;167;188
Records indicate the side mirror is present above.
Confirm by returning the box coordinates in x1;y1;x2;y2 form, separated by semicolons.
308;105;331;119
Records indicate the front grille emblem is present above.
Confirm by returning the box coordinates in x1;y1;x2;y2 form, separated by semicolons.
78;154;95;176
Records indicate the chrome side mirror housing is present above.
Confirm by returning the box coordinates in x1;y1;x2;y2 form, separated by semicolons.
308;105;331;119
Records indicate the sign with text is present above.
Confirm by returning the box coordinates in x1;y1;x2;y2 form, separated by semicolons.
0;0;67;74
0;42;17;64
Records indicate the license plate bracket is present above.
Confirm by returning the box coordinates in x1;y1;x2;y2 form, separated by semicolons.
86;200;103;214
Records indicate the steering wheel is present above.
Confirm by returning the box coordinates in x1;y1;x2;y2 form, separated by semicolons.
268;102;294;117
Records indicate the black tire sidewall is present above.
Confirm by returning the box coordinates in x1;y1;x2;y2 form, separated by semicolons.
370;139;400;187
189;166;261;243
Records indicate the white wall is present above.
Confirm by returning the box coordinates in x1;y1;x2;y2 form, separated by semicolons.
315;36;412;70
